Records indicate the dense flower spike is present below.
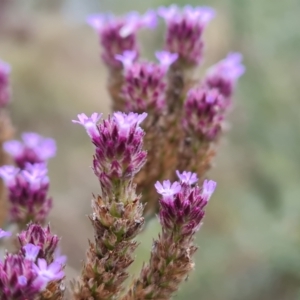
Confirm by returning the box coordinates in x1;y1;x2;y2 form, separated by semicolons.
73;112;147;199
18;223;60;264
87;10;157;69
0;59;11;108
116;50;178;113
0;163;52;225
204;53;245;99
3;132;56;169
122;174;216;300
158;5;215;65
183;87;225;141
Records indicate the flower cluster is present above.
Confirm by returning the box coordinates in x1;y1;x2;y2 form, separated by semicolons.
73;112;147;199
3;132;56;169
116;50;178;113
156;171;216;236
0;224;65;300
0;163;52;225
0;60;11;108
87;11;157;69
158;5;215;65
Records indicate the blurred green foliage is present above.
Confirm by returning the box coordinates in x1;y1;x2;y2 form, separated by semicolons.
1;0;300;299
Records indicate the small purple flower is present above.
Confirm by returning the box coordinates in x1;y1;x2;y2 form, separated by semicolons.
155;51;178;69
0;59;11;107
0;164;52;224
204;52;245;98
115;50;137;69
22;244;40;261
72;113;102;138
0;228;11;239
158;5;214;65
176;170;198;185
155;180;181;196
4;133;56;169
87;10;157;69
202;179;217;200
33;258;64;289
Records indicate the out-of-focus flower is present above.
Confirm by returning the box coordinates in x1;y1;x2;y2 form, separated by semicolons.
204;53;245;99
0;163;52;224
176;170;198;185
182;87;225;141
3;132;56;169
87;10;157;69
116;51;178;113
0;59;11;108
0;228;11;239
158;5;214;65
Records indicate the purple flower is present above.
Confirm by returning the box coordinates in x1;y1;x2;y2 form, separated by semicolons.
22;244;40;261
182;87;225;141
0;164;52;224
0;228;11;239
33;259;64;290
4;133;56;169
117;53;172;113
18;223;61;264
204;52;245;98
155;51;178;69
72;113;102;138
75;112;147;198
155;180;181;196
0;59;11;107
202;179;217;200
157;173;216;237
87;10;157;69
115;50;137;69
158;5;214;65
176;170;198;185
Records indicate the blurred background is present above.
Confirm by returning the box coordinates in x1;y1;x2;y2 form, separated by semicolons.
1;0;300;299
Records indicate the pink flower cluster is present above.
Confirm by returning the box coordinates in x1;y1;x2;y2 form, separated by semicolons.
0;224;65;300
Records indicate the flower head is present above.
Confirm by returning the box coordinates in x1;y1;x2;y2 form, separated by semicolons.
0;59;11;107
183;87;225;141
4;133;56;169
0;164;52;224
87;10;157;69
18;223;60;264
158;5;214;65
157;172;216;236
204;52;245;98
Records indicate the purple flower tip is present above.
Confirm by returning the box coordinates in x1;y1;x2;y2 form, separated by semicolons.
141;10;157;28
155;180;181;196
0;165;20;185
0;59;11;74
0;228;11;239
18;275;28;286
155;51;178;68
72;112;102;138
86;14;104;30
176;170;198;185
202;179;217;199
23;243;40;261
115;50;137;68
217;52;245;79
113;112;147;130
3;140;23;157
